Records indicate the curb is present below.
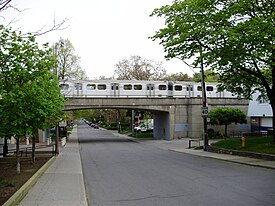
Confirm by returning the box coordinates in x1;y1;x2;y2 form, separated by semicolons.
3;156;56;206
169;149;275;170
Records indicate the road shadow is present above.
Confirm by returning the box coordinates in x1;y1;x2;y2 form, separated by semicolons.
77;137;137;144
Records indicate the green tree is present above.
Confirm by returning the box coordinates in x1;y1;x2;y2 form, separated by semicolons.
192;69;219;82
114;55;167;80
208;107;247;137
0;25;64;173
164;72;192;81
150;0;274;142
53;38;87;80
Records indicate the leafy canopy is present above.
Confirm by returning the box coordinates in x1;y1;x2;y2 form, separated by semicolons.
0;25;64;137
208;107;247;136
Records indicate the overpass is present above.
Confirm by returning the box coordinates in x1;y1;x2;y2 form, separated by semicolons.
64;97;249;140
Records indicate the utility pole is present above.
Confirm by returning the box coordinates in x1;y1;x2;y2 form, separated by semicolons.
200;48;208;150
55;123;59;155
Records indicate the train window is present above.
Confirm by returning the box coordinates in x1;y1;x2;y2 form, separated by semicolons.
159;85;167;90
147;84;154;90
134;85;142;90
186;86;193;91
75;83;82;90
174;85;182;91
87;84;96;90
97;84;107;90
124;85;132;90
206;86;214;91
111;85;119;90
197;86;202;91
59;84;69;90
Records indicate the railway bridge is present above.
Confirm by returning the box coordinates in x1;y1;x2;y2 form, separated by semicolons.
64;97;249;140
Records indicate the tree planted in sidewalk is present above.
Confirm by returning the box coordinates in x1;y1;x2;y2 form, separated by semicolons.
0;25;64;173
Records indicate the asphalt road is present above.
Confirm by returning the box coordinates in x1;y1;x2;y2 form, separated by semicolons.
78;122;275;206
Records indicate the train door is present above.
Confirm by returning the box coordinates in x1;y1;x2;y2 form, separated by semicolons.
186;84;194;97
146;84;155;97
111;83;119;97
168;82;173;97
74;83;83;96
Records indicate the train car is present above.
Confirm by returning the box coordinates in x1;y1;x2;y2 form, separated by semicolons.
59;79;238;98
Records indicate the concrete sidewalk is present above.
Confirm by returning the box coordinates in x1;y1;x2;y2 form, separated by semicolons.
18;126;88;206
126;136;275;170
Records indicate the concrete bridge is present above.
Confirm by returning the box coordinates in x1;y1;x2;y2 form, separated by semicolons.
64;97;249;140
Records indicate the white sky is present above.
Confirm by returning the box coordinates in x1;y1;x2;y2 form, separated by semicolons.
2;0;198;79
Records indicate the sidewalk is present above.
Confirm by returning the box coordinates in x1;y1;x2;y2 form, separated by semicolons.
125;136;275;170
18;126;88;206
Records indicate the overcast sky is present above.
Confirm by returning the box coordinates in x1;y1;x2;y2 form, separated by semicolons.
2;0;198;79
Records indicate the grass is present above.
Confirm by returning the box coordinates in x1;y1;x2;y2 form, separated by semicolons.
129;132;154;139
0;178;16;188
212;136;275;155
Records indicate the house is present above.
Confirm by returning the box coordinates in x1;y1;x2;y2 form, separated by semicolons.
247;91;273;132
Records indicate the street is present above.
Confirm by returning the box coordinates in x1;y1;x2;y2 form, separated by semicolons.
78;122;275;206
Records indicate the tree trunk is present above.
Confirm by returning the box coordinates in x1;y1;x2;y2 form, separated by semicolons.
3;136;8;157
224;124;228;138
16;137;20;174
32;135;36;165
271;100;275;144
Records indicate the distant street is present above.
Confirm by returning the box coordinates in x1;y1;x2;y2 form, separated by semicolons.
78;122;275;206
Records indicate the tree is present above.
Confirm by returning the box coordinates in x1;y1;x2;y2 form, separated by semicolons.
208;107;247;137
164;72;192;81
150;0;275;142
0;25;64;173
114;55;167;80
192;69;219;82
0;0;68;37
53;38;88;80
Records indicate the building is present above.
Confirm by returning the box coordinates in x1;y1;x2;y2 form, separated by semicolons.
247;91;273;132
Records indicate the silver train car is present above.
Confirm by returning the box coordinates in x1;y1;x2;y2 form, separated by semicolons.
59;79;237;98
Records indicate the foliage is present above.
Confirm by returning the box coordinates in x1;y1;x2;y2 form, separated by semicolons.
150;0;275;142
114;55;167;80
0;25;64;136
208;107;247;136
164;72;192;81
53;38;88;80
0;25;64;171
192;69;219;82
212;136;275;155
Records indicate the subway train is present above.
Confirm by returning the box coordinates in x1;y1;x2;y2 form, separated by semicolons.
59;79;237;98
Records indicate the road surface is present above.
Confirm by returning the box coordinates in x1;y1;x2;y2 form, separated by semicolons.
78;122;275;206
